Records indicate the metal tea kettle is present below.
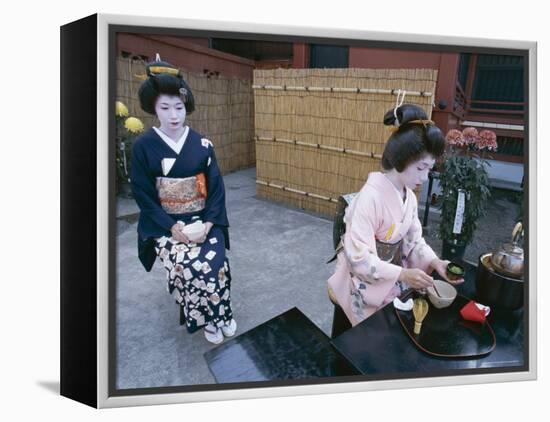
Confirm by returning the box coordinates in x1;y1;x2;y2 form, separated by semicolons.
490;222;524;279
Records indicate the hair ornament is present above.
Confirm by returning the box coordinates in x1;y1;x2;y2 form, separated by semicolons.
179;87;188;102
393;89;407;126
388;126;399;134
148;66;180;76
407;119;435;127
146;53;181;77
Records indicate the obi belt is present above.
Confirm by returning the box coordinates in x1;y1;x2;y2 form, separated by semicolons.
156;173;207;214
374;238;403;266
329;237;403;265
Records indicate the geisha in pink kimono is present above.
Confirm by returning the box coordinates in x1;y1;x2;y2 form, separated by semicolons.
328;104;464;326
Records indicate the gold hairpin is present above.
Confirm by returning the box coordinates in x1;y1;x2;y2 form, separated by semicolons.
407;119;434;126
148;66;180;76
388;119;434;133
388;126;399;133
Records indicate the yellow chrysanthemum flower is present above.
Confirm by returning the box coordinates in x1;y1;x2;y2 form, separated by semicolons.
124;117;144;134
115;101;129;117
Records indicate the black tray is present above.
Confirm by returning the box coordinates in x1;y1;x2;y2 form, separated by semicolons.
204;307;359;383
395;291;496;358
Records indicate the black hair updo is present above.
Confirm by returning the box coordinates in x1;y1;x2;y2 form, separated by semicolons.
381;103;445;172
138;60;195;115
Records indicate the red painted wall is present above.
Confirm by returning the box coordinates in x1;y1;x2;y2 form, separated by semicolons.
292;43;309;68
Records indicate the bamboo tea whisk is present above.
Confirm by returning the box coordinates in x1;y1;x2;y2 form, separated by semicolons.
413;298;429;334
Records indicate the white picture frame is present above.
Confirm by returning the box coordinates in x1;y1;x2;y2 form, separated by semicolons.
60;12;537;408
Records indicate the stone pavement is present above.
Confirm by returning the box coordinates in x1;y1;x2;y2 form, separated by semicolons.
116;167;336;389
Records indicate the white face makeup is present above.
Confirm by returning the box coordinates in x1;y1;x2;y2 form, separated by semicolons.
154;94;186;135
398;155;436;191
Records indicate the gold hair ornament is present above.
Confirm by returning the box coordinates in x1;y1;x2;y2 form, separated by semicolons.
148;66;180;76
406;119;434;127
387;119;434;134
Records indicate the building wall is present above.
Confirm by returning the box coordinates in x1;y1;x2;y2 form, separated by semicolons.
117;33;255;79
348;47;441;69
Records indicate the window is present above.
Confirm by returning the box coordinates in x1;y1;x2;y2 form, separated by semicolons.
309;44;349;68
496;136;523;157
471;54;524;113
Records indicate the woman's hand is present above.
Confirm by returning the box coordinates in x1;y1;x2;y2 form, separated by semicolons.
170;223;190;244
195;222;214;244
430;258;465;285
399;268;434;290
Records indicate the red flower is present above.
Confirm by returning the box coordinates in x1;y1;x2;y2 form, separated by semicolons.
462;127;480;145
445;129;465;146
478;130;498;151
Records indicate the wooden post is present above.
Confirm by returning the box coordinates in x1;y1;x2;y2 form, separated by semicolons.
432;53;460;134
292;43;309;68
464;54;478;113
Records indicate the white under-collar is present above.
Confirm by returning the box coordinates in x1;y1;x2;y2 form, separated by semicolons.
153;126;189;154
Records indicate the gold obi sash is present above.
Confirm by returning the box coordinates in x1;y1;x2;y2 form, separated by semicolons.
156;173;207;214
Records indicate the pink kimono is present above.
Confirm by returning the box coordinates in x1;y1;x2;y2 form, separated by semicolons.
327;171;437;326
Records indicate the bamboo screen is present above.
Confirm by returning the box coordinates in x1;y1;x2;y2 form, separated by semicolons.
116;57;255;175
253;68;438;217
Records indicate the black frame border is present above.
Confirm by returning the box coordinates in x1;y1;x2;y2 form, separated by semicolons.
60;13;99;408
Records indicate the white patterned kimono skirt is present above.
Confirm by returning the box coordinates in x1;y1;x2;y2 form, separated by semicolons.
155;225;232;333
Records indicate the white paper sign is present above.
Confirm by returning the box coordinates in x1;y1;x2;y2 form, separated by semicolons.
453;189;466;234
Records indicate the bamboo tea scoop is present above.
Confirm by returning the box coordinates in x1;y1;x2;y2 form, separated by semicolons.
413;298;429;334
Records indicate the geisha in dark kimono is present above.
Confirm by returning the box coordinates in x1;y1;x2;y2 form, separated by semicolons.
131;59;235;344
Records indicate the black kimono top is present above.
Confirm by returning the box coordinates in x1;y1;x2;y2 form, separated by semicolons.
130;127;229;271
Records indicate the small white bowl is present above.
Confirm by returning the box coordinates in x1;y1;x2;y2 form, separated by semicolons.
427;279;457;309
181;221;205;242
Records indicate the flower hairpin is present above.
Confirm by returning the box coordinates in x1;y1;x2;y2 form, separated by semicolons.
179;87;188;102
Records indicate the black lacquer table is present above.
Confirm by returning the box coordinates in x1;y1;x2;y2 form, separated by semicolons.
204;307;360;383
331;262;525;376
